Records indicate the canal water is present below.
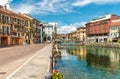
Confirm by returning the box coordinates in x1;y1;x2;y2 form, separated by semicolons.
55;46;120;79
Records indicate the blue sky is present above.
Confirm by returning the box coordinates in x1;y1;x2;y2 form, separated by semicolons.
0;0;120;34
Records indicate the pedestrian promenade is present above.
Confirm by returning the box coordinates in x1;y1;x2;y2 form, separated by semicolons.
6;43;52;79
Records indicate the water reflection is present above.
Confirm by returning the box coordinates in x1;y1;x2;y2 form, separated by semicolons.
67;46;86;60
56;46;120;79
66;46;120;71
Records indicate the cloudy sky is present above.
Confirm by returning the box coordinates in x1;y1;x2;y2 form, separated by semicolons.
0;0;120;34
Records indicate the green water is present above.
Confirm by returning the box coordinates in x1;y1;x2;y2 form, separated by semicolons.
55;46;120;79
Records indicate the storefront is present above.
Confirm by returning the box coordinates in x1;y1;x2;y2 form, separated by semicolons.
1;36;10;46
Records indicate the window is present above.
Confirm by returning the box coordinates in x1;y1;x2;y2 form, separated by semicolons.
2;15;5;23
10;17;13;23
111;27;117;30
2;26;9;35
22;33;24;36
18;33;21;38
0;26;2;34
0;14;1;23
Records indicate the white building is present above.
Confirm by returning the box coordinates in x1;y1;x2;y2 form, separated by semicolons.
43;22;57;41
109;19;120;41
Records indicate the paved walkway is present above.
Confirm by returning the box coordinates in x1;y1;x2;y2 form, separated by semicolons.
6;43;52;79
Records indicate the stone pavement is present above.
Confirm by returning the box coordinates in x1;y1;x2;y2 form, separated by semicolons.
6;43;52;79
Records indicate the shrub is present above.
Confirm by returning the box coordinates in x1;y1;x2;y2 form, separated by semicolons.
108;39;113;43
117;39;120;43
52;70;63;79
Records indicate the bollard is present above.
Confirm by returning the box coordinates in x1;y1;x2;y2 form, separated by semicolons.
45;72;52;79
50;56;53;73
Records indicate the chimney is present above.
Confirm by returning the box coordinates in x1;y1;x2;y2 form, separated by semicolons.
18;12;21;15
0;5;3;8
4;5;7;10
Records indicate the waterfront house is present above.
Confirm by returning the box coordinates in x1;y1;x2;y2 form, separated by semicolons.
56;34;68;40
109;19;120;42
43;22;56;42
86;14;120;43
76;26;86;42
68;31;77;41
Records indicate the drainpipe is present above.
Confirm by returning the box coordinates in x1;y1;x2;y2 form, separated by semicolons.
40;26;43;43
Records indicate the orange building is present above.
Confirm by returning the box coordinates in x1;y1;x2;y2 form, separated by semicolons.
0;5;27;46
56;34;68;40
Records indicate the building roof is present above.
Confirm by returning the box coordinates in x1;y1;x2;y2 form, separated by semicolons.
77;26;86;30
90;14;112;23
111;19;120;26
43;23;53;27
22;14;33;20
0;5;28;19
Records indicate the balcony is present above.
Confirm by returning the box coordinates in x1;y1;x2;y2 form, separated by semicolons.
10;32;17;37
17;28;26;33
18;35;22;38
0;31;2;35
11;28;17;33
2;32;9;36
13;22;17;24
11;34;17;37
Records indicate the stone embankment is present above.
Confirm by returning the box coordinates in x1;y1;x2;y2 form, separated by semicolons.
84;42;120;48
57;41;120;48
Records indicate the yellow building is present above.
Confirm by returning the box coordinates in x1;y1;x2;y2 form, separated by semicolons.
76;27;86;42
22;14;34;44
32;18;41;43
22;14;41;44
68;31;77;41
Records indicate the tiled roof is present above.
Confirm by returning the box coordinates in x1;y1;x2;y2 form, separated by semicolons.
77;26;86;30
0;6;28;19
90;14;112;23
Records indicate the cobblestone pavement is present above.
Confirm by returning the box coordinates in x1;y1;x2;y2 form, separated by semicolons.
0;44;47;79
7;43;52;79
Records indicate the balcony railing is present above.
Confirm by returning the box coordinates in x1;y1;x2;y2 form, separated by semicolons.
17;28;25;32
2;32;10;35
11;28;17;33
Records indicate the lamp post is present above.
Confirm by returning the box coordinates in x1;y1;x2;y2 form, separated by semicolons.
40;23;43;43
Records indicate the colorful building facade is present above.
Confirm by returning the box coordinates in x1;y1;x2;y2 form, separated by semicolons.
68;31;77;41
86;14;120;42
0;5;42;46
0;5;27;46
110;19;120;41
76;27;86;42
43;22;57;42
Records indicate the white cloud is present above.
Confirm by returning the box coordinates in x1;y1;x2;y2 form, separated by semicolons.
14;4;35;14
57;25;76;34
57;21;86;34
0;0;12;10
1;0;120;15
12;0;75;15
72;0;120;6
0;0;11;6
